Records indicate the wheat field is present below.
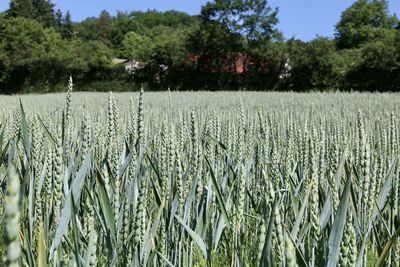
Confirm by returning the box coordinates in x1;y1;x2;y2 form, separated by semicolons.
0;81;400;266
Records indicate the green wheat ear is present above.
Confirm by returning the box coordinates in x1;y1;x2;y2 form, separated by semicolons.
4;164;21;267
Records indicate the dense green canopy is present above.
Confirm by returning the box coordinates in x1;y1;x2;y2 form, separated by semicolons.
0;0;399;93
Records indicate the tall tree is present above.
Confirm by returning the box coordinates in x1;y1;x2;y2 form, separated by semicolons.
76;10;114;46
0;16;63;91
188;0;281;76
32;0;56;27
285;37;340;91
344;26;400;91
335;0;398;49
122;31;152;61
0;17;61;65
192;0;281;58
7;0;33;19
7;0;56;27
201;0;280;42
96;10;114;43
55;8;63;29
62;11;74;39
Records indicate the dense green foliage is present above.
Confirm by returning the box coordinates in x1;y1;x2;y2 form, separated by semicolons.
285;37;340;91
335;0;398;49
0;0;399;92
1;87;400;266
7;0;56;27
0;15;125;93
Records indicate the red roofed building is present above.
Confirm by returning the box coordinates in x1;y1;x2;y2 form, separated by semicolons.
187;52;271;74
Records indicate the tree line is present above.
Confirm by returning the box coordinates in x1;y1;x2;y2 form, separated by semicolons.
0;0;399;93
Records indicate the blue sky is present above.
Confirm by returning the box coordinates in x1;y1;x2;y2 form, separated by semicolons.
1;0;399;40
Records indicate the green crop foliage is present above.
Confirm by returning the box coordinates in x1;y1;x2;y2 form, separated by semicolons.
0;81;399;266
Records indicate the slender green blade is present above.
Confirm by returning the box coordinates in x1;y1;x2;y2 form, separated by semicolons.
326;163;352;267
